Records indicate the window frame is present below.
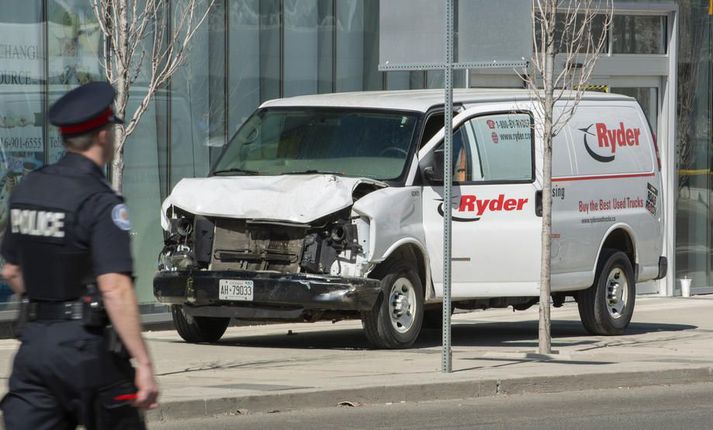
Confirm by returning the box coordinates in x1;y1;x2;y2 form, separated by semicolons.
429;110;537;186
610;14;668;55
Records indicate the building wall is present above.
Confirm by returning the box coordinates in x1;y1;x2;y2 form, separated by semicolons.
0;0;710;309
675;0;713;292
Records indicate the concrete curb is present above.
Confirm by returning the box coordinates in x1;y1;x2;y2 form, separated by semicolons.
146;367;713;423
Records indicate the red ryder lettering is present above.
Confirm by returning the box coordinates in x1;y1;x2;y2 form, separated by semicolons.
595;122;641;154
458;194;528;216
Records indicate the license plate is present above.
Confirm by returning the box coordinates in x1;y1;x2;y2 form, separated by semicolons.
218;280;254;301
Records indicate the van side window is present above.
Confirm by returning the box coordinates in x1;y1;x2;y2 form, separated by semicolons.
434;112;533;183
419;111;459;148
432;127;472;183
421;113;444;148
464;113;534;182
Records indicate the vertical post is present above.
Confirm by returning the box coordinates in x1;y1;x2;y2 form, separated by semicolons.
664;8;678;297
441;0;454;374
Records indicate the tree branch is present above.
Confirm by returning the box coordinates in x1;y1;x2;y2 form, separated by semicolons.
92;0;215;191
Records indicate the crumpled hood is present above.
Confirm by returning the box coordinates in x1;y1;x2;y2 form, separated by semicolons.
161;174;387;228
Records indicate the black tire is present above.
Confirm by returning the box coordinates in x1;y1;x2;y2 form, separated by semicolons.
577;249;636;335
361;259;424;349
172;305;230;343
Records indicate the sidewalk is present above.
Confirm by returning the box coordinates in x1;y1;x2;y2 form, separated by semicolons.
1;296;712;422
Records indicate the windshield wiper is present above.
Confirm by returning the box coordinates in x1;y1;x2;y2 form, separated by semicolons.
211;168;259;176
282;169;344;176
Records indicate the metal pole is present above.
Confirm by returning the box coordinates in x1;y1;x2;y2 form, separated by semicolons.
441;0;454;374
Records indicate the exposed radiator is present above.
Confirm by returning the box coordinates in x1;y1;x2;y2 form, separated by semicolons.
210;218;306;273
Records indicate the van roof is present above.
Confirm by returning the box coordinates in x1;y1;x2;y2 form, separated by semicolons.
261;89;635;113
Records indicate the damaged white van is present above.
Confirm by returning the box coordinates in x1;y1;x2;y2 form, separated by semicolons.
154;89;666;348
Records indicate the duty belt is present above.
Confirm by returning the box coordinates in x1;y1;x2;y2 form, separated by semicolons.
27;300;86;321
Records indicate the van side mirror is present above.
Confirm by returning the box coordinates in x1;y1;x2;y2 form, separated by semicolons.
424;147;445;183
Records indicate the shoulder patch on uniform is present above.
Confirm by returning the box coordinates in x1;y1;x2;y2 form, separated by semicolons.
111;204;131;231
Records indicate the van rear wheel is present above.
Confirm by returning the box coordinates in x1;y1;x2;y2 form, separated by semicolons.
361;260;424;349
172;305;230;343
577;249;635;335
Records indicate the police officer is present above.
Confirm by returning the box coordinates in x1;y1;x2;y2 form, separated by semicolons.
0;82;159;429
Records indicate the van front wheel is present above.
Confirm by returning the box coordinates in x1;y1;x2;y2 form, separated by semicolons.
577;250;635;335
172;305;230;343
361;261;424;349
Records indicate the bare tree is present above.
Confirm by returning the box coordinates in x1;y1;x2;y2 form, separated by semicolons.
520;0;613;354
91;0;214;191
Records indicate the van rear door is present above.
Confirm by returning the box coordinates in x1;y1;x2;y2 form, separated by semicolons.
419;106;542;298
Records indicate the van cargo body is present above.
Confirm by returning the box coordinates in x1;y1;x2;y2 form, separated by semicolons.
154;89;665;348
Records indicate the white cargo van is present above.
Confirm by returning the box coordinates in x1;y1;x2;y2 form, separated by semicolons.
154;89;666;348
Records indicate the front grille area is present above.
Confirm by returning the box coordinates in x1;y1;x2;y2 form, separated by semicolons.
210;219;306;272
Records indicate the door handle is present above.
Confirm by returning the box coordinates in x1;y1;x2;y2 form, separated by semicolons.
535;191;543;217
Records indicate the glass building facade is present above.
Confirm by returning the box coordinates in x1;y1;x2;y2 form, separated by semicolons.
0;0;710;309
674;1;713;292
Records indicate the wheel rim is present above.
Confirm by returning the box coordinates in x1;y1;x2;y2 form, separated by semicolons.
606;267;628;319
388;277;417;333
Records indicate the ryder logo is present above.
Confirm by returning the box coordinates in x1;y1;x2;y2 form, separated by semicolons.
437;194;528;222
579;122;641;163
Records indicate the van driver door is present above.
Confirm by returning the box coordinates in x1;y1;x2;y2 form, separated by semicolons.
420;107;542;299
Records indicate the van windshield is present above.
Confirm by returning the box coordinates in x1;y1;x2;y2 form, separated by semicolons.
212;108;419;181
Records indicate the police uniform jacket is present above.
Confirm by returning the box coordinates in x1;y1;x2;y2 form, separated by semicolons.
1;153;133;301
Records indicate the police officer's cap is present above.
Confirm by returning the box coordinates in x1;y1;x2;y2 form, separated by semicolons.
49;82;124;137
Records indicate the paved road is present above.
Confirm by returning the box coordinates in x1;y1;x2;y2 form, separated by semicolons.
151;382;713;429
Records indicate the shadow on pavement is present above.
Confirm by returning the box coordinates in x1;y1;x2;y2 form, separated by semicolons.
211;319;696;351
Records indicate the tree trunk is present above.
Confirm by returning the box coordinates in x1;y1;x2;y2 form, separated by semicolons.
112;0;130;193
112;126;126;190
538;15;556;355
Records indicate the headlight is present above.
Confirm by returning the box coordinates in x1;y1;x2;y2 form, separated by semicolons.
170;217;193;237
157;244;195;271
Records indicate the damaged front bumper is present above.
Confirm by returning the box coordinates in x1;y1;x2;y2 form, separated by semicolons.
153;270;382;320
